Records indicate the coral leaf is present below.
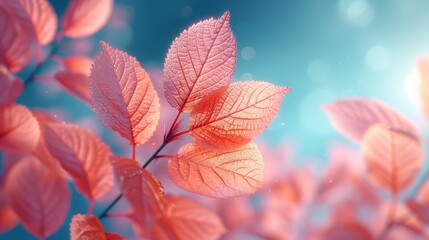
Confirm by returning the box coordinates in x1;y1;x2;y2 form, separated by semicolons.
362;124;424;194
5;156;70;238
0;104;40;153
169;142;264;198
151;195;226;240
70;214;125;240
0;7;31;72
163;11;237;112
1;0;57;44
61;0;113;38
190;81;289;149
44;123;114;199
323;98;420;142
111;157;166;237
90;42;160;146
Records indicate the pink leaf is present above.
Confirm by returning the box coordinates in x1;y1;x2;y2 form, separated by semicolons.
70;214;125;240
151;195;226;240
55;70;91;104
32;111;66;175
163;11;237;113
362;124;424;194
0;66;23;106
0;0;57;44
44;123;114;199
0;190;19;233
111;157;166;237
190;81;290;149
63;55;93;76
0;7;31;72
0;104;40;153
61;0;113;38
169;142;264;198
90;42;160;146
5;155;70;238
323;98;420;142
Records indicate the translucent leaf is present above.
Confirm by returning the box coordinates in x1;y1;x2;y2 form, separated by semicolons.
63;55;93;76
169;142;264;198
151;195;226;240
323;98;420;142
44;123;114;199
111;157;166;237
362;124;424;194
55;70;91;104
5;156;70;238
163;11;237;112
90;42;160;146
70;214;125;240
61;0;113;38
190;81;289;150
1;0;57;44
0;66;23;106
32;111;66;175
0;7;31;72
0;104;40;153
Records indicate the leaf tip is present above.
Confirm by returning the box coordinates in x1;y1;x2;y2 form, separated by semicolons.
221;11;231;21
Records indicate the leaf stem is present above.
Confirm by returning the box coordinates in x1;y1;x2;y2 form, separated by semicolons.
105;213;130;219
99;111;183;219
170;129;191;140
98;194;123;219
87;200;94;215
24;41;62;86
132;144;136;161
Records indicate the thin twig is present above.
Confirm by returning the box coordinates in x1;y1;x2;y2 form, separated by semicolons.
99;111;184;219
24;43;61;86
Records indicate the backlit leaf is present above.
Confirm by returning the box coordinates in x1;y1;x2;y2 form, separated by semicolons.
0;104;40;153
61;0;113;38
0;7;31;72
1;0;57;44
323;98;420;142
169;142;264;198
63;55;93;76
151;195;226;240
32;111;66;175
362;124;424;194
54;56;93;103
163;11;237;112
190;81;289;150
90;42;160;146
70;214;125;240
44;123;114;199
111;157;166;237
5;156;70;238
0;66;23;106
55;70;91;104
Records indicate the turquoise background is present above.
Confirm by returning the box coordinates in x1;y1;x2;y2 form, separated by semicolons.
3;0;429;239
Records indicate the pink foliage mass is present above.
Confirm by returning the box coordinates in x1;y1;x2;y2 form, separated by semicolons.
2;1;429;240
